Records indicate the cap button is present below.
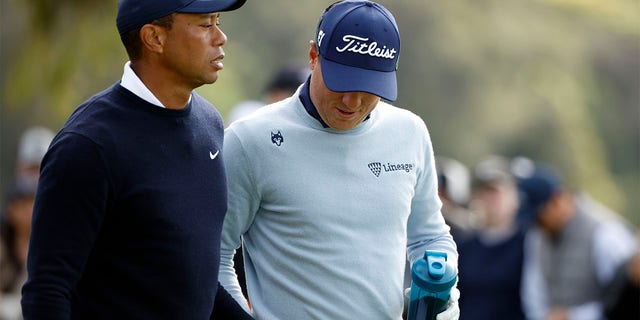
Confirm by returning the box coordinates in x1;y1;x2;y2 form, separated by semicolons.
365;2;373;6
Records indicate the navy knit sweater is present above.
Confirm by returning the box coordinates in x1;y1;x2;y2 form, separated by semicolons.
21;83;252;319
457;228;526;320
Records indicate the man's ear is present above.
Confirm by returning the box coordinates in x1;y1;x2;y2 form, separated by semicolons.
309;41;319;69
140;24;166;54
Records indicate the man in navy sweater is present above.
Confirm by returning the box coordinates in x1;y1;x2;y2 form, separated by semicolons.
20;1;253;319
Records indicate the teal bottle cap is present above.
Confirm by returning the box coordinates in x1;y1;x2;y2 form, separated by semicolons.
411;250;457;293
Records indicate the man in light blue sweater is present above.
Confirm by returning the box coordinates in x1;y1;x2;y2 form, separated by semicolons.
219;1;459;319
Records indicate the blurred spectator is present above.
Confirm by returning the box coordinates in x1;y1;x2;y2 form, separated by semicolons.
0;126;53;320
457;155;527;320
435;155;475;243
604;245;640;320
0;185;36;320
13;127;54;193
226;63;309;125
520;162;637;320
511;156;552;229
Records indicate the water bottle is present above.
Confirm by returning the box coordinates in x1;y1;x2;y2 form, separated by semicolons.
407;250;457;320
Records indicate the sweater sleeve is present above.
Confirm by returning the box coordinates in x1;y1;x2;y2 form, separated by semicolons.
218;128;259;311
21;133;111;319
210;282;254;319
406;121;458;267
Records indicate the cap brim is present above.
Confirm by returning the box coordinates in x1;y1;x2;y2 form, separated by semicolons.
320;56;397;102
178;0;246;13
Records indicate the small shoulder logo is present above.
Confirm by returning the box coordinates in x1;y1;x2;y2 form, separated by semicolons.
368;162;382;177
271;130;284;146
210;150;219;160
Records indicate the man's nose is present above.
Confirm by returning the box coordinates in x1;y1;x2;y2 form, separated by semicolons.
341;92;364;109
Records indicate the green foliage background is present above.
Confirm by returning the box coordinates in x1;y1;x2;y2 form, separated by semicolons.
1;0;638;225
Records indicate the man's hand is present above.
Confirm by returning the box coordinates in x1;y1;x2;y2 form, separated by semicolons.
404;286;460;320
435;287;460;320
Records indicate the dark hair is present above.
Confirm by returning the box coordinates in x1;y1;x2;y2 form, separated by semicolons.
315;0;344;51
120;14;174;61
319;1;344;23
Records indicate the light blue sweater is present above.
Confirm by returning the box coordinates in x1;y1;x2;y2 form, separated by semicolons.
219;89;457;320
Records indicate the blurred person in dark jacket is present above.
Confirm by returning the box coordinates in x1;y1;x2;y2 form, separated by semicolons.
604;246;640;320
520;162;637;320
457;156;527;320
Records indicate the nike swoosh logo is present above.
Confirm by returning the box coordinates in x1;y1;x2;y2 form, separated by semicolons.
209;150;219;160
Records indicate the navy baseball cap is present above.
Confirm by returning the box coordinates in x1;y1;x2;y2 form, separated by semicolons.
316;0;400;101
117;0;247;35
517;163;563;216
